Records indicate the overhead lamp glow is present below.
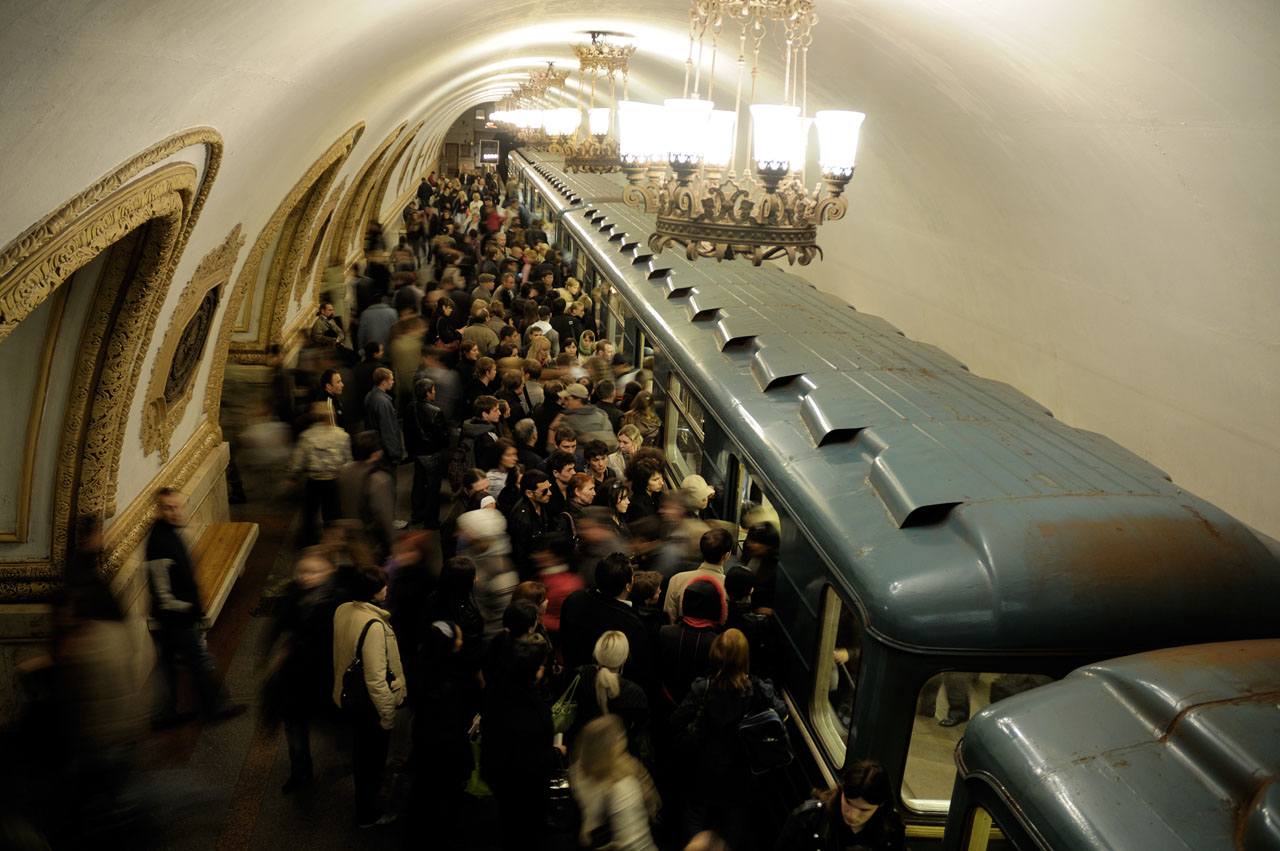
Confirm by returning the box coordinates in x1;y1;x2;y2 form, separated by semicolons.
587;107;611;137
815;110;867;175
749;104;802;172
703;110;737;167
663;98;713;164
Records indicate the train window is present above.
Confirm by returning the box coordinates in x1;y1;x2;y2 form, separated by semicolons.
666;372;705;480
902;672;1056;813
813;588;861;765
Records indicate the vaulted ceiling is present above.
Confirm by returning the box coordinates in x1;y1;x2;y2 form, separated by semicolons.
1;0;1278;539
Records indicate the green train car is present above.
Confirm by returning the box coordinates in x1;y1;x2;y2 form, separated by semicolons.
944;640;1280;850
511;149;1280;845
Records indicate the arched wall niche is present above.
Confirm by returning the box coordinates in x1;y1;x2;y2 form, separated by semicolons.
370;120;425;227
141;223;246;462
328;120;409;266
0;126;222;601
224;122;365;365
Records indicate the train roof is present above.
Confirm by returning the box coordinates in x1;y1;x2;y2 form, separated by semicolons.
514;149;1280;655
955;640;1280;850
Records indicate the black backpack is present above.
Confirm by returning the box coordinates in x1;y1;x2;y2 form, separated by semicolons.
737;686;793;774
448;433;477;491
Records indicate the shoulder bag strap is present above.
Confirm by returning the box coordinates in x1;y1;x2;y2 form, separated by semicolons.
355;617;378;664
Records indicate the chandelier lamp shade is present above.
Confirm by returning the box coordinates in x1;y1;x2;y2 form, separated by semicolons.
615;0;868;265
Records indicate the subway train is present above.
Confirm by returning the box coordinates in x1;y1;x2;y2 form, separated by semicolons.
507;147;1280;848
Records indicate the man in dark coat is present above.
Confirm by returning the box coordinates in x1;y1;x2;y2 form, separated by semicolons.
364;366;405;491
405;377;452;529
507;470;557;578
558;553;656;695
147;488;240;725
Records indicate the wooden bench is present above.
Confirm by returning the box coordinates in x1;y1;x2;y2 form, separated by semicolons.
190;521;259;626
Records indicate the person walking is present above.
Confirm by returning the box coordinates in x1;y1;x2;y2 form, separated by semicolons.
146;488;243;727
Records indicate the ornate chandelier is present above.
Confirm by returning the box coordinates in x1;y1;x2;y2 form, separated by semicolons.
552;32;635;173
490;63;572;149
618;0;865;265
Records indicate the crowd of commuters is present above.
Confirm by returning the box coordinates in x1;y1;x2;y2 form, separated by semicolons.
13;165;906;851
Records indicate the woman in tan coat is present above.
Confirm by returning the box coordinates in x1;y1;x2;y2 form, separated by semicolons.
332;565;406;827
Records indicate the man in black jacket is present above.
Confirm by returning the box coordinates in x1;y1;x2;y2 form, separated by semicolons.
507;470;556;578
558;553;656;695
405;377;452;529
364;367;405;489
147;488;240;726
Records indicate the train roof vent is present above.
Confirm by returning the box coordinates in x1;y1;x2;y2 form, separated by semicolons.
686;290;723;321
713;310;771;350
608;231;627;242
752;339;826;390
632;252;654;266
798;378;884;446
621;240;640;253
662;277;694;298
598;221;614;233
864;428;974;527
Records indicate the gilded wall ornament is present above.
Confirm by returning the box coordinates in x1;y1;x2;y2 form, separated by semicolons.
329;121;409;267
142;223;245;461
215;123;364;371
226;124;364;364
0;126;223;600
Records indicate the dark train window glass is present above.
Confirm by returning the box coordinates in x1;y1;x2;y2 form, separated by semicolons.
666;373;705;481
903;672;1056;813
813;588;861;766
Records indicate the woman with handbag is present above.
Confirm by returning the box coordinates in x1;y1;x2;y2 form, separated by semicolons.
331;565;406;827
570;715;661;851
669;628;787;850
570;631;652;762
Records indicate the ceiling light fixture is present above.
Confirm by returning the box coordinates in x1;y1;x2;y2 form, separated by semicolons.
618;0;866;265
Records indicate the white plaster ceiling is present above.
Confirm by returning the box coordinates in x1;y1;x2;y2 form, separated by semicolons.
1;0;1279;538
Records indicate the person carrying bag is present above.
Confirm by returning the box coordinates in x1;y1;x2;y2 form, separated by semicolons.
332;566;406;828
669;629;787;848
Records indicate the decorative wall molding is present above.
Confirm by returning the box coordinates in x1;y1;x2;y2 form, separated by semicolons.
0;127;223;340
102;418;222;579
370;121;424;229
142;224;245;461
295;176;349;310
0;284;70;543
225;123;364;365
329;121;408;265
0;127;223;601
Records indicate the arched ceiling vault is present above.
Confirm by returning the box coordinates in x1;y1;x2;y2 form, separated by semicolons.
0;0;1277;540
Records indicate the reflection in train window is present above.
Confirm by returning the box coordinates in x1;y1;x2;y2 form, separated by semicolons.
902;672;1055;813
813;588;861;766
666;373;705;481
610;294;633;359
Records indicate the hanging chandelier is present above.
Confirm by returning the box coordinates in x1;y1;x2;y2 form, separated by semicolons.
490;63;572;149
551;32;635;173
617;0;865;265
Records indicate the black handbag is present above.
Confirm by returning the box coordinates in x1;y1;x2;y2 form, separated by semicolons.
339;619;380;715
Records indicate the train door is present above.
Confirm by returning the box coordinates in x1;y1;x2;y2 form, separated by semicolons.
726;454;778;540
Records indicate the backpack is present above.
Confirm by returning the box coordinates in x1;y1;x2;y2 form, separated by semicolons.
448;432;477;491
737;697;793;774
